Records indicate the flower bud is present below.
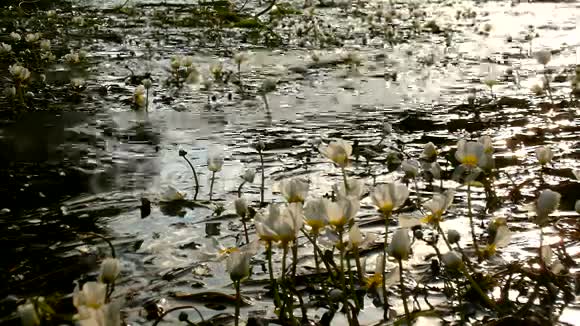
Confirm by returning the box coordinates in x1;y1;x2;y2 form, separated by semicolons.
447;229;461;244
18;301;40;326
241;169;255;183
388;228;411;260
442;251;463;270
99;258;121;284
535;146;553;165
234;197;248;218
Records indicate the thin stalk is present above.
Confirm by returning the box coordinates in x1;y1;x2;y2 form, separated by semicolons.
435;223;454;252
301;229;336;282
455;243;477;275
291;241;298;280
353;246;363;282
262;94;270;113
337;228;347;293
543;66;554;104
259;150;265;206
459;266;498;311
467;184;480;256
241;218;249;244
346;255;361;309
209;171;216;201
539;228;545;269
341;167;349;192
181;156;199;200
145;88;149;112
234;280;241;326
398;259;411;324
266;242;282;309
237;181;246;198
382;211;392;320
413;177;423;213
281;244;289;321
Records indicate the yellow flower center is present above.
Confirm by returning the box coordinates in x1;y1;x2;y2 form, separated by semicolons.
462;154;478;166
306;220;325;231
421;214;442;224
379;203;393;215
365;273;383;289
219;247;239;255
329;216;347;228
286;195;304;203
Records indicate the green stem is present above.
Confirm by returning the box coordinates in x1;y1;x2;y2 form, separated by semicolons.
346;254;360;309
241;219;249;244
353;246;363;282
382;211;392;320
398;259;411;324
259;151;265;206
234;280;241;326
266;242;282;310
209;171;216;201
337;228;347;293
543;67;554;104
455;243;477;275
281;243;289;321
291;241;298;280
539;228;545;269
237;181;245;198
467;184;480;256
181;156;199;200
460;266;498;311
145;88;149;112
341;167;349;192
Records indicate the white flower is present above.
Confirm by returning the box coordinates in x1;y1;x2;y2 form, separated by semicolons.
160;185;185;202
303;198;329;233
98;258;121;284
234;52;248;66
540;245;565;274
573;169;580;180
534;189;561;226
383;122;393;135
133;85;146;109
420;142;437;162
226;250;251;281
422;190;455;224
490;224;512;250
275;203;304;244
388;228;411;260
455;139;485;168
333;178;364;200
18;301;40;326
73;282;106;310
320;140;353;168
170;56;182;70
478;136;495;170
482;64;500;88
241;169;255;183
326;197;360;229
535;50;552;66
9;64;31;81
535;146;553;165
5;86;16;97
234;197;248;218
142;78;152;89
0;43;12;53
279;178;309;203
255;205;281;242
348;223;364;247
371;183;409;215
447;229;461;244
25;33;40;43
207;152;224;172
181;56;194;67
422;161;441;179
401;159;420;178
10;32;21;41
575;200;580;214
442;251;463;269
256;204;303;244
